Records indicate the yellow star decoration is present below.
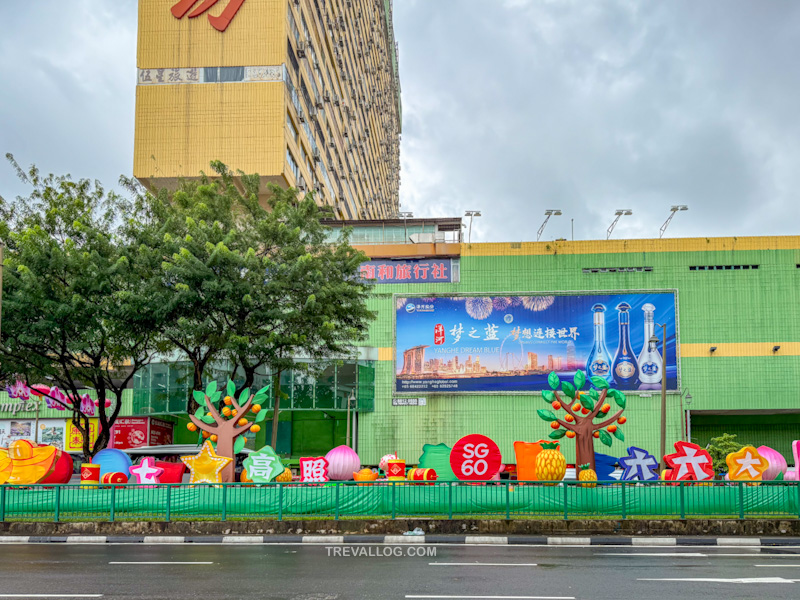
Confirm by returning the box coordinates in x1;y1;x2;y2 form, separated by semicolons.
181;441;233;484
726;445;769;482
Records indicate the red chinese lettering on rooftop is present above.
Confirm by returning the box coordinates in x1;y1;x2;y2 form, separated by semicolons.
171;0;246;32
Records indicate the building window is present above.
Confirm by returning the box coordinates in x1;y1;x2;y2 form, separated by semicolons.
203;67;245;82
286;148;300;180
689;265;759;271
287;113;298;142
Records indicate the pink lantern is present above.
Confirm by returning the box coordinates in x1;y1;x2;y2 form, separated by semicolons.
324;445;361;480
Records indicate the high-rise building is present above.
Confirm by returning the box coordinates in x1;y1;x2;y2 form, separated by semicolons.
134;0;402;220
527;352;538;371
566;341;576;370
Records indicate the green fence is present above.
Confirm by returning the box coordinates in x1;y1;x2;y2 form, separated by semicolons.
1;480;799;522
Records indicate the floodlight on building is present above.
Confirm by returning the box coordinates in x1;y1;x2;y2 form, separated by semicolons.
607;209;632;239
537;209;562;242
660;205;689;238
464;210;481;244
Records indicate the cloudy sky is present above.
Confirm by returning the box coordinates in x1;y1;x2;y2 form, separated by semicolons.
2;1;799;242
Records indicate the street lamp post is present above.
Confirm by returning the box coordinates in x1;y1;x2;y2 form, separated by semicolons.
649;323;668;469
683;392;693;442
537;209;562;241
464;210;481;244
398;211;413;242
0;241;4;347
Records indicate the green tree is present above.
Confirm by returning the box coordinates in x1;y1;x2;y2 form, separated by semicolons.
125;162;375;445
706;433;747;475
0;155;164;461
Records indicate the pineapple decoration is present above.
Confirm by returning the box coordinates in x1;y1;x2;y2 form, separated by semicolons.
578;464;597;488
535;442;567;485
186;380;271;482
536;370;627;473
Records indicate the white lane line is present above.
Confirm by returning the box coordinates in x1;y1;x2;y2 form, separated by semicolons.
595;552;707;557
429;563;537;567
638;577;794;584
0;596;103;598
406;596;575;599
108;561;214;565
756;564;800;567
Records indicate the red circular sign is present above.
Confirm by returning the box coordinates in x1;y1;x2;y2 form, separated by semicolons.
449;434;502;481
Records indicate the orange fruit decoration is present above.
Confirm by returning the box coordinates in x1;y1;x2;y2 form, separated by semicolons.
551;401;561;410
581;408;590;415
224;396;233;405
572;402;581;412
550;421;560;429
232;410;238;417
250;424;261;433
202;431;210;438
210;435;218;442
238;418;248;426
252;404;261;413
608;424;618;433
222;407;232;417
601;403;611;413
187;423;197;432
593;431;600;438
566;431;576;439
618;416;627;424
565;414;574;423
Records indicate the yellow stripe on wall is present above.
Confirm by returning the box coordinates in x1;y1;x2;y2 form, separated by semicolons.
462;236;800;257
378;347;394;361
681;343;800;357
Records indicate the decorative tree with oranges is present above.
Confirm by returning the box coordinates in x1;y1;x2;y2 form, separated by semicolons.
186;379;271;482
536;370;627;472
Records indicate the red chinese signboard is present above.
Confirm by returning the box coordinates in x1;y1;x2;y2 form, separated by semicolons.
359;259;452;283
171;0;246;33
111;418;174;450
449;434;502;481
434;323;445;345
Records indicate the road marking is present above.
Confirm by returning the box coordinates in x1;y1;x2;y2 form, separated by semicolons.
406;596;575;599
638;577;794;584
632;537;676;546
596;552;707;557
465;536;508;545
429;563;537;567
0;596;103;598
108;561;214;565
756;565;800;567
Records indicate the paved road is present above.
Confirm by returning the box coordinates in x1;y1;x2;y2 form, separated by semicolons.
1;543;800;599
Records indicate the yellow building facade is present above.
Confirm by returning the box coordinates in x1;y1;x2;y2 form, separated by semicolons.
134;0;401;219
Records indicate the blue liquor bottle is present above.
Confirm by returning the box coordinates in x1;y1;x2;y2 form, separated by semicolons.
612;302;640;387
585;304;612;382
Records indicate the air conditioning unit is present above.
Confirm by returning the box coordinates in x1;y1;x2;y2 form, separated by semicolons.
297;109;306;122
308;106;318;119
333;94;340;106
323;89;331;102
315;95;323;109
328;140;336;149
313;149;321;162
297;176;306;191
297;40;310;58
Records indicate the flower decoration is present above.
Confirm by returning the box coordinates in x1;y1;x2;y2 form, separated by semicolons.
79;394;96;416
6;380;31;400
46;387;68;410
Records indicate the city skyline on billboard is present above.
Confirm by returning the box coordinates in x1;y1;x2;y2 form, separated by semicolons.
395;292;679;394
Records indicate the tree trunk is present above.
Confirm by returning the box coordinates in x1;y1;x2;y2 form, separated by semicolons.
216;434;235;483
270;370;282;450
575;425;596;472
188;357;205;413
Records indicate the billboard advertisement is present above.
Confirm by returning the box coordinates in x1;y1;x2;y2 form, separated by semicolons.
360;258;453;284
395;293;678;394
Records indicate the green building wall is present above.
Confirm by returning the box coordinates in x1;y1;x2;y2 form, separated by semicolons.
357;237;800;466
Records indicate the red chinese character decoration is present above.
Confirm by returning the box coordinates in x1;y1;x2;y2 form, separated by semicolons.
664;441;714;481
434;323;445;345
299;456;329;482
449;434;502;481
171;0;246;32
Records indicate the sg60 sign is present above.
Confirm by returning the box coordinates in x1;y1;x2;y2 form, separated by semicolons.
449;434;502;481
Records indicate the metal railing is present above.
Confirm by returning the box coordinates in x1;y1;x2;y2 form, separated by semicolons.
1;480;798;522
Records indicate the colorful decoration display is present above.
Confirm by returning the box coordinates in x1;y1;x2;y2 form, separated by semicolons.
386;459;406;482
276;467;293;482
7;440;59;484
664;441;714;481
242;445;284;483
537;370;627;472
784;442;800;481
513;440;550;481
181;441;233;484
726;446;769;482
578;464;597;487
407;468;438;483
101;472;129;485
324;445;360;481
187;380;271;482
40;452;74;485
156;461;186;484
128;457;164;485
379;453;398;474
757;446;787;481
299;456;329;482
418;444;457;480
93;448;133;478
619;446;660;481
535;442;566;484
0;449;12;484
353;468;380;485
449;434;502;481
80;463;100;487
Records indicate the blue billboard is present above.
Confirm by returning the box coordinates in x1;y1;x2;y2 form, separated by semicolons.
395;293;678;394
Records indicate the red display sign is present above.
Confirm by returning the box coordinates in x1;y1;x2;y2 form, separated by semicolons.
434;323;445;345
171;0;246;33
111;418;173;450
449;434;502;481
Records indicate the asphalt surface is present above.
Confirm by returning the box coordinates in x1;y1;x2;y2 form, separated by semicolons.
2;543;800;599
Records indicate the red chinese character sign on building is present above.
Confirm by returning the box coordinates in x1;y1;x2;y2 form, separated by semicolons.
449;434;502;481
171;0;246;32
